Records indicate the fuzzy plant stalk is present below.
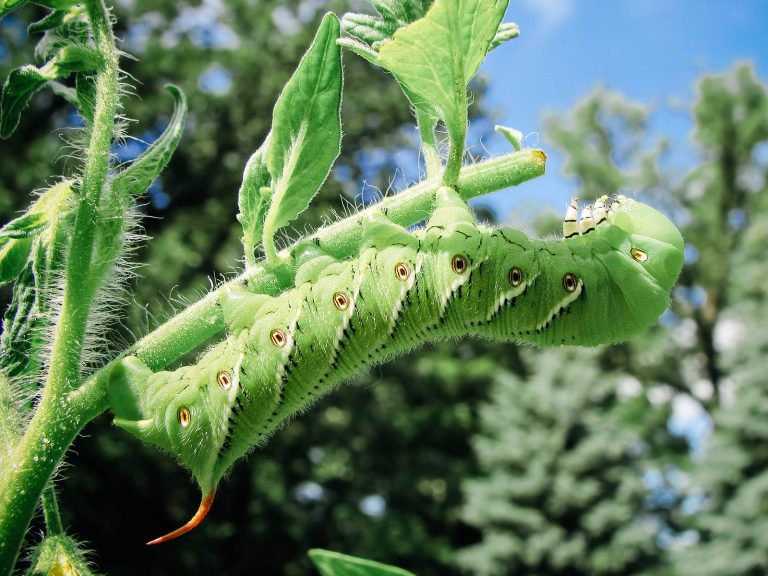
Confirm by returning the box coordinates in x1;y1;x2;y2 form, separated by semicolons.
0;0;119;571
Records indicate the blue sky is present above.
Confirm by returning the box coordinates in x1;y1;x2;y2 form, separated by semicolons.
474;0;768;220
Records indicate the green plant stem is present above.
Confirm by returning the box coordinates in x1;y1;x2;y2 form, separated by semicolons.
0;1;118;573
41;483;63;536
128;148;546;371
442;59;468;186
415;107;441;178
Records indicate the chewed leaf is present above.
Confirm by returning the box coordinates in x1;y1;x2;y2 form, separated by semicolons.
237;134;271;265
489;21;519;50
309;549;417;576
376;0;507;141
111;85;187;200
264;13;342;251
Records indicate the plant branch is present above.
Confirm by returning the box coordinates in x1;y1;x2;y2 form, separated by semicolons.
0;1;119;572
41;484;63;536
113;148;546;373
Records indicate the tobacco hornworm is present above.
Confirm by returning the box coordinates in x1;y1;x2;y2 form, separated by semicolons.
107;187;684;543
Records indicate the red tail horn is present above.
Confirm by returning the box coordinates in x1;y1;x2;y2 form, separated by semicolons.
146;489;216;545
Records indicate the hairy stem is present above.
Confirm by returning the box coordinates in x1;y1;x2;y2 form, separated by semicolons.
124;148;545;371
415;107;441;179
41;484;63;536
0;1;118;572
442;38;469;187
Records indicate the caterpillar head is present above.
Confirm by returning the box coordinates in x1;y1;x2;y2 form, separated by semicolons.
108;349;241;544
586;195;684;343
607;196;684;292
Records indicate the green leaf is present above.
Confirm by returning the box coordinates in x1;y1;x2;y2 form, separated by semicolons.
28;9;66;34
0;198;53;287
309;550;417;576
376;0;507;142
0;0;27;19
53;45;102;74
35;0;81;9
111;85;187;199
1;43;100;138
342;13;396;46
0;212;47;240
237;134;272;267
489;21;519;50
341;0;431;49
495;124;523;150
0;64;56;138
336;37;379;64
264;12;342;258
0;261;41;379
75;73;96;123
0;179;74;287
0;238;33;287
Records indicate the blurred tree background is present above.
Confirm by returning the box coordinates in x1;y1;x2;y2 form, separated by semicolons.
1;1;767;575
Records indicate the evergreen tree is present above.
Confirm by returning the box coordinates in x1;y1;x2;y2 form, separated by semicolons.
670;64;768;575
458;348;662;576
537;63;768;574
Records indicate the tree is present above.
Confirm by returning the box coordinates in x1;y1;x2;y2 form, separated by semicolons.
670;64;768;576
458;348;665;576
534;63;768;574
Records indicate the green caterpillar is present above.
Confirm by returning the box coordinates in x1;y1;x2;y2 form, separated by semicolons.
107;187;684;543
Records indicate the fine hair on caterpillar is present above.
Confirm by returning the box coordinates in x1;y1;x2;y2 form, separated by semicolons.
107;186;684;544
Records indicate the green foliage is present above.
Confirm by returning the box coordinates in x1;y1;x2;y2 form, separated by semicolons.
310;549;416;576
0;3;99;138
543;62;768;576
237;136;271;268
263;12;343;263
375;0;505;138
667;64;768;575
458;348;662;576
674;311;768;575
25;534;100;576
544;87;664;202
110;85;187;200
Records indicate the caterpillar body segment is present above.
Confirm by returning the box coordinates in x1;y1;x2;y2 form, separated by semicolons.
107;188;684;543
